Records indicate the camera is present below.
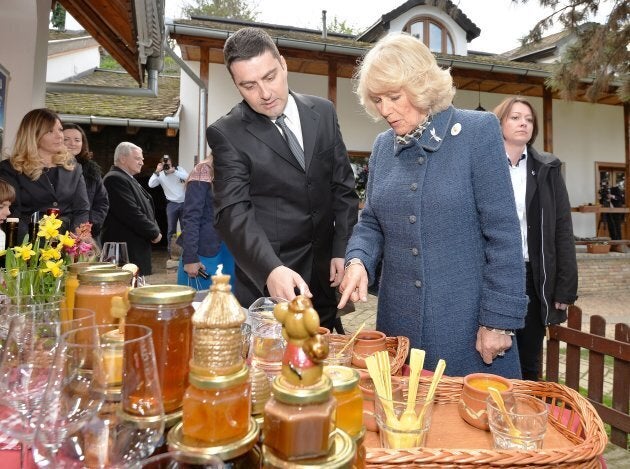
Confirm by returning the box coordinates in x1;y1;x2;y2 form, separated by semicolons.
162;156;170;171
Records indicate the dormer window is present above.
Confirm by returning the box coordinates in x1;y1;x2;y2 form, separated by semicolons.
406;17;454;54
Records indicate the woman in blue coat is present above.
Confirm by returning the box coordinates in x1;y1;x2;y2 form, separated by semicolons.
176;157;234;290
338;33;528;378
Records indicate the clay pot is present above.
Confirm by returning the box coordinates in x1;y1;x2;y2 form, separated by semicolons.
359;376;403;432
351;330;387;368
317;326;331;335
458;373;513;431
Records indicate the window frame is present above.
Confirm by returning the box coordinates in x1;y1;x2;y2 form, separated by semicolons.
404;15;454;54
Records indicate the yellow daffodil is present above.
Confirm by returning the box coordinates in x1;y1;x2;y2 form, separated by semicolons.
41;259;65;278
9;268;19;277
57;231;76;249
13;243;36;261
38;224;59;240
40;246;62;261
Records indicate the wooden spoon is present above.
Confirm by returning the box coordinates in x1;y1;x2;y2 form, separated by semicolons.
487;386;521;438
400;348;425;427
415;358;445;428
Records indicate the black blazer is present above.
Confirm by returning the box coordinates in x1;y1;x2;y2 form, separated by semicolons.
207;92;358;322
101;166;160;275
0;159;89;241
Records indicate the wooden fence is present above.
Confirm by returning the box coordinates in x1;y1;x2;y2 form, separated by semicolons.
544;305;630;449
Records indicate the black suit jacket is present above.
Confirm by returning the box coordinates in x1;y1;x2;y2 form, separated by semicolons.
101;166;160;275
0;159;89;240
207;92;358;322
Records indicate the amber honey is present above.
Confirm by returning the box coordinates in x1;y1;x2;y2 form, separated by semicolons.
75;269;131;326
127;285;195;414
325;366;363;437
182;367;251;445
468;378;510;392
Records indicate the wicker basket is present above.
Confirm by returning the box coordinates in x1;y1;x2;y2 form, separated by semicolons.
364;377;607;468
349;335;410;376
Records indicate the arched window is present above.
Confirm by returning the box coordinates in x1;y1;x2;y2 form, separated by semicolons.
406;17;454;54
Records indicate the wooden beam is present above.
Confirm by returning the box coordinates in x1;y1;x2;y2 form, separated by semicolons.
542;87;553;153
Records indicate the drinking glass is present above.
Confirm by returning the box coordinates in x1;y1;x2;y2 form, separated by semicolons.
33;324;165;467
138;450;222;468
486;393;548;450
100;242;130;267
0;308;95;468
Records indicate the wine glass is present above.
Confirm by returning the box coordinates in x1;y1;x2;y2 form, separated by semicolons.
0;308;95;468
100;242;130;267
33;324;165;467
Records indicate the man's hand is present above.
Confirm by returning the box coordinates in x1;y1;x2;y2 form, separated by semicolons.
475;326;513;364
151;233;162;244
329;257;344;287
184;262;204;277
337;262;368;308
155;162;164;173
266;265;311;301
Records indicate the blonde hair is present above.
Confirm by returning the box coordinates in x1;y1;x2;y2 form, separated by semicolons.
354;33;455;121
11;108;74;180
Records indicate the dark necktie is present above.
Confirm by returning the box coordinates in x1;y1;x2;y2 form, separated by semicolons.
275;114;305;170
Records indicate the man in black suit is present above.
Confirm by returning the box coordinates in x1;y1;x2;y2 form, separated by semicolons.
101;142;162;275
207;27;358;331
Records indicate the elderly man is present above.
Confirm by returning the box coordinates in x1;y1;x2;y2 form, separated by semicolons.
101;142;162;275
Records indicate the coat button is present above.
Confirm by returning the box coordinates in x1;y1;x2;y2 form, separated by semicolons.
53;202;59;207
417;157;426;165
415;280;422;288
411;247;419;256
410;183;417;191
409;215;416;223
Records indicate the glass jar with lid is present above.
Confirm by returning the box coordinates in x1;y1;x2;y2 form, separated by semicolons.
262;429;355;469
127;285;196;415
168;416;261;468
182;366;252;445
75;268;132;325
262;375;336;461
324;365;363;438
64;262;116;312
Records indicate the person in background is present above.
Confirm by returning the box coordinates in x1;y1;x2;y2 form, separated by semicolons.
0;178;15;225
338;33;527;378
207;27;358;332
176;155;234;290
0;108;89;241
101;142;161;276
63;123;109;240
493;96;578;381
148;155;188;256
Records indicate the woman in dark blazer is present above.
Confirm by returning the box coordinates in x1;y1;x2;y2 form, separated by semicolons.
63;123;109;239
0;108;89;241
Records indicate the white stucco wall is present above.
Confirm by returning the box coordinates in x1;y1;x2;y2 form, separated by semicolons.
46;45;100;82
0;0;49;155
180;67;625;239
388;5;469;55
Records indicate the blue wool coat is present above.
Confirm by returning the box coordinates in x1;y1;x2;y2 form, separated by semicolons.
346;106;528;378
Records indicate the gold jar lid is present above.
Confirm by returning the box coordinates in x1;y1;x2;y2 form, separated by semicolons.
77;269;132;283
271;375;332;405
128;285;195;305
168;417;259;463
262;429;355;468
323;366;359;393
68;261;115;275
189;365;249;389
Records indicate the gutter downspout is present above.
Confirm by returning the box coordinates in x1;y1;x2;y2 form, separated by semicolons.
165;20;208;162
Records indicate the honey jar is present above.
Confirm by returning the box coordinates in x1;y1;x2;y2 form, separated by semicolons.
75;269;131;325
324;366;363;438
64;262;116;316
182;365;252;446
127;285;196;414
168;417;261;468
262;429;355;469
263;375;336;461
